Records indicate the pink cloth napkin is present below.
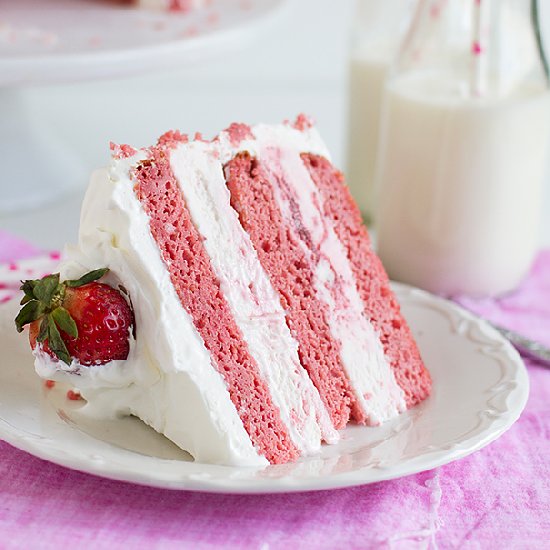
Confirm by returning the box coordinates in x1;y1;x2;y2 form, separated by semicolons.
0;230;548;549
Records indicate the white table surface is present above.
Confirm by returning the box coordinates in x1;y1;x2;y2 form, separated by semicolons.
1;0;549;251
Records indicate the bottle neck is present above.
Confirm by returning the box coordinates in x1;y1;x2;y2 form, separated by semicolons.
531;0;550;84
393;0;550;100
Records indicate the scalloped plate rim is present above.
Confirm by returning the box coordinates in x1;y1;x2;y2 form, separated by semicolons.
0;259;530;493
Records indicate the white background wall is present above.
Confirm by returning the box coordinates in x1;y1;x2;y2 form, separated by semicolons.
1;0;549;250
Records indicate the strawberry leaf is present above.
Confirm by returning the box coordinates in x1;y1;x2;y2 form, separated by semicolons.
20;280;39;303
37;317;49;343
14;301;46;332
47;315;71;365
33;274;61;305
66;268;109;288
51;307;78;339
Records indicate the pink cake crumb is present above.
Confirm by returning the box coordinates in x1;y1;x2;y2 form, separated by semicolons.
67;389;82;401
290;114;314;132
225;123;253;147
157;130;189;149
110;142;137;160
133;150;299;464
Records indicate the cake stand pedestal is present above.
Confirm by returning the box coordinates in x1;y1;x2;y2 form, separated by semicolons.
0;0;288;213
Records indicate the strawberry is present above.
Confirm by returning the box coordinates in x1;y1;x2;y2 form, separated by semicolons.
15;269;134;366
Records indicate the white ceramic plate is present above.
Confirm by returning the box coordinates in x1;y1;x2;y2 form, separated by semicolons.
0;0;288;85
0;258;529;493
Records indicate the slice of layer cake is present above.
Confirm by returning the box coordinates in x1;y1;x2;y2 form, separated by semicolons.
16;116;431;466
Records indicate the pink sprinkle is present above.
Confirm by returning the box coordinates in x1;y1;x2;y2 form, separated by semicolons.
225;123;253;147
8;263;17;271
472;41;483;55
292;114;314;131
110;142;137;159
157;130;188;148
45;380;56;389
193;132;204;142
0;283;6;290
67;389;82;401
0;296;11;304
49;251;61;260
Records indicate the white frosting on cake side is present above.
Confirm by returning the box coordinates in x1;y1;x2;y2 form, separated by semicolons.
34;155;266;467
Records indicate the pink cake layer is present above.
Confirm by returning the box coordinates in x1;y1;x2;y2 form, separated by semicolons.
224;152;357;430
302;154;432;407
133;149;299;464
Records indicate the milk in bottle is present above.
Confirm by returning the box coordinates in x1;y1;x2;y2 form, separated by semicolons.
376;0;550;296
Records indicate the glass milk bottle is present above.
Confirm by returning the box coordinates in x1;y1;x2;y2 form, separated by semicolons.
376;0;550;296
346;0;416;224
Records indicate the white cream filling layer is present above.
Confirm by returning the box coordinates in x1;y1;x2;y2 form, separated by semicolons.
238;126;407;425
169;142;338;454
34;155;265;467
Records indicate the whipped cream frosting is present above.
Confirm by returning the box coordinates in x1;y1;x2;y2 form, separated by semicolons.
33;120;405;465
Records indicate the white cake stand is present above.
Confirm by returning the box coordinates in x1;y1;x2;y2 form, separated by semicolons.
0;0;288;213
